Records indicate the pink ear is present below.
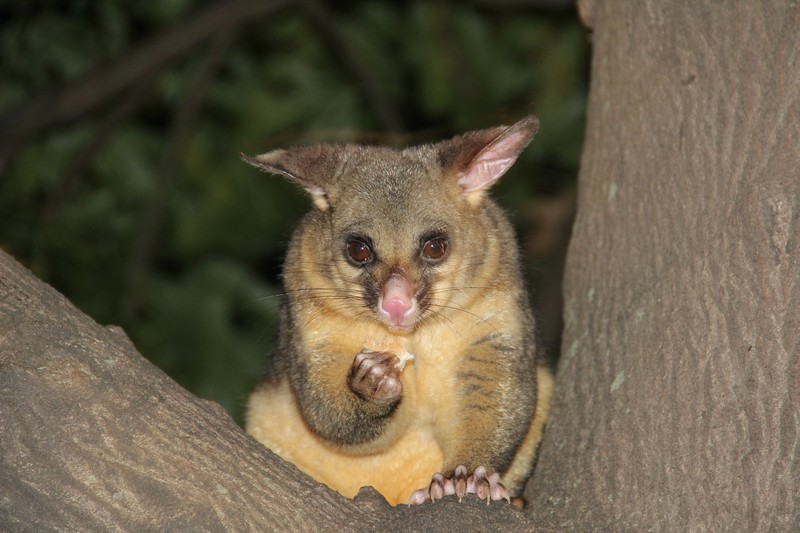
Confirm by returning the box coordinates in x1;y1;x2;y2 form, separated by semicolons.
456;116;539;193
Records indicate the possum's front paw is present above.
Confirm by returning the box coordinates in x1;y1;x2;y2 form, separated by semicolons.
408;465;510;505
349;351;403;403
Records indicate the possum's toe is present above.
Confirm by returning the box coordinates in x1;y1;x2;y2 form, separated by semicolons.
409;465;510;505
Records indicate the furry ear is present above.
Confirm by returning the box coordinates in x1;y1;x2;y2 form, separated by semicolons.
437;116;539;203
241;146;340;211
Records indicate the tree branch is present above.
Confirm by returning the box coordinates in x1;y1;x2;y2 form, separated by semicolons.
0;248;543;530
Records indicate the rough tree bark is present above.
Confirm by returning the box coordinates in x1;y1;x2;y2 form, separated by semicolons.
528;1;800;531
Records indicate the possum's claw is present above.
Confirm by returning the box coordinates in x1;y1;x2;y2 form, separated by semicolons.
407;487;429;505
470;466;509;504
408;465;510;505
454;465;468;501
349;351;403;403
429;472;455;502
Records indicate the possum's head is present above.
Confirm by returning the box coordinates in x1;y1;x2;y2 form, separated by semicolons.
242;116;538;333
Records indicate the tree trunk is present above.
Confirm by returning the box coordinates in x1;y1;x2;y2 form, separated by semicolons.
528;1;800;531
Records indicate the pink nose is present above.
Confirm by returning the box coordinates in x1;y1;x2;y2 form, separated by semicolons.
383;297;411;324
379;275;416;327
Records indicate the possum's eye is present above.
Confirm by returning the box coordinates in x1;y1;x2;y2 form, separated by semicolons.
421;237;448;263
346;239;373;266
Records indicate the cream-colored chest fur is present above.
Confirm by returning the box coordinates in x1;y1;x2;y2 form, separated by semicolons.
245;317;484;506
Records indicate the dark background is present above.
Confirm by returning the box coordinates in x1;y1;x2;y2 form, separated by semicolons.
0;0;588;421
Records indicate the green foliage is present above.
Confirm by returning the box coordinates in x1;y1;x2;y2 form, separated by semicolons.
137;259;280;415
0;0;588;422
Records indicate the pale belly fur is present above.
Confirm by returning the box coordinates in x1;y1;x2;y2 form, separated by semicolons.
246;377;443;505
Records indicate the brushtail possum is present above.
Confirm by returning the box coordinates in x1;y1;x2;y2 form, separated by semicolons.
243;116;553;506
